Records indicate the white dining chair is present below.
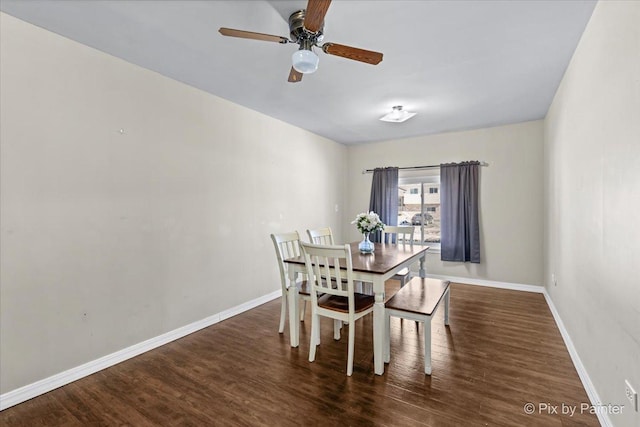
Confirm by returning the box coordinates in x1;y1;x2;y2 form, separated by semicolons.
307;226;367;296
271;231;311;334
380;225;415;288
300;241;374;376
307;227;334;245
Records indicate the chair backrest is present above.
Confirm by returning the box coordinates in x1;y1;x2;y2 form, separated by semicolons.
381;225;415;245
270;231;302;292
307;227;335;245
300;242;355;308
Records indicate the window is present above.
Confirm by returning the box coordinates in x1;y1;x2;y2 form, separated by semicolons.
397;174;441;249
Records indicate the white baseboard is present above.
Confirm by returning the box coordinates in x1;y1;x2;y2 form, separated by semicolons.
428;274;609;427
0;289;281;411
542;290;611;427
218;290;281;322
423;273;545;293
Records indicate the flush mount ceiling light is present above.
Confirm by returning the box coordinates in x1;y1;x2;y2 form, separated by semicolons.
379;105;416;123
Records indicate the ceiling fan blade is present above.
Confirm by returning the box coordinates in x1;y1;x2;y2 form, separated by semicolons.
288;67;303;83
321;43;383;65
304;0;332;33
218;28;289;44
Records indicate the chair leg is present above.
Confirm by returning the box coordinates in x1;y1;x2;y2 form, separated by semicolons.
444;288;450;326
278;293;287;333
309;314;319;362
333;319;341;340
347;321;355;376
300;300;306;322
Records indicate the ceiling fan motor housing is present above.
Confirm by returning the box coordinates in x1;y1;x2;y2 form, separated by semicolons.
289;10;324;46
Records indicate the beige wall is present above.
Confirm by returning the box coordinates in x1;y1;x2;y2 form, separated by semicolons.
0;13;347;394
544;2;640;426
346;121;544;286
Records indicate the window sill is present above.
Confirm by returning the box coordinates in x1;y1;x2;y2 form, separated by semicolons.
425;245;441;254
413;243;441;253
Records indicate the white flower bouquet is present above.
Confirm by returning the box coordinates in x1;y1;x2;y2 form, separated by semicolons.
352;211;385;234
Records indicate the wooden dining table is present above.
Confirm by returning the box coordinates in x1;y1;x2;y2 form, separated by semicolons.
284;241;429;375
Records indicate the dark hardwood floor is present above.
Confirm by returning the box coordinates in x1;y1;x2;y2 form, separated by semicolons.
0;283;599;426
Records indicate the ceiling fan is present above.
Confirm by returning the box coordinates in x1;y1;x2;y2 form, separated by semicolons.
219;0;383;83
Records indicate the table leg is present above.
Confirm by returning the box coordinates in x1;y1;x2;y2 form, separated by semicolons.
419;254;426;278
373;278;385;375
384;310;391;363
288;270;300;348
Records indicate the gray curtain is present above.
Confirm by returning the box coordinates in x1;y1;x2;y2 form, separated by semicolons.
440;161;480;263
368;167;399;243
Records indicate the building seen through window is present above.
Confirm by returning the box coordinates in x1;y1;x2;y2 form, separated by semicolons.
398;178;440;246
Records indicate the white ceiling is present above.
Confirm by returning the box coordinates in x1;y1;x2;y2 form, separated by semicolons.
1;0;596;145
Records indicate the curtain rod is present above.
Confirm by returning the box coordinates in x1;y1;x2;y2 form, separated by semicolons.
362;161;489;174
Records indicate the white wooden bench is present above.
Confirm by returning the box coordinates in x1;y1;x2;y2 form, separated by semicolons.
384;277;451;374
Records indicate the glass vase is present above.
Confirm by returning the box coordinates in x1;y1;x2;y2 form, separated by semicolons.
358;232;374;254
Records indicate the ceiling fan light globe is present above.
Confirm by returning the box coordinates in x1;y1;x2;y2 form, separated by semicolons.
292;49;319;74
